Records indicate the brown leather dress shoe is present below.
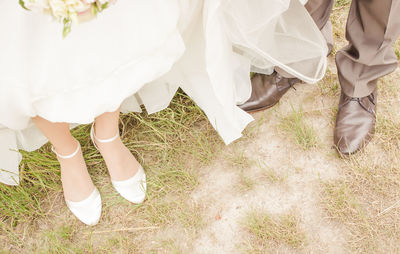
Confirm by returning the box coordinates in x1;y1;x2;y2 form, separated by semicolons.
239;72;301;113
334;90;377;155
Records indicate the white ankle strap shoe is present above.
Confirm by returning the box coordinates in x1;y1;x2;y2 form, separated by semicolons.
111;166;146;204
90;123;147;204
65;188;102;226
52;143;102;226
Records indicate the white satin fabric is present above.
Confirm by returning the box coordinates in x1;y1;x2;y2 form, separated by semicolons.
0;0;327;185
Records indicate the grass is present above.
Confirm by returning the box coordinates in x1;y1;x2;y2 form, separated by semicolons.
321;181;362;223
279;106;320;150
225;149;253;170
0;149;60;223
238;169;256;192
334;0;351;8
259;167;287;185
241;209;306;253
331;0;351;55
320;126;400;252
0;91;221;253
317;69;340;97
318;66;400;252
38;225;91;253
375;112;400;151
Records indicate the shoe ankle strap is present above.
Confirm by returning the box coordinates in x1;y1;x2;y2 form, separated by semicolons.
90;123;119;150
52;142;81;159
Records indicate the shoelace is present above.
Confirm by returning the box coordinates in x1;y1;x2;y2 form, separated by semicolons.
340;93;376;115
274;73;299;92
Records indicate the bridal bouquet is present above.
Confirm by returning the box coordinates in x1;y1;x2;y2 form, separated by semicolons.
19;0;115;37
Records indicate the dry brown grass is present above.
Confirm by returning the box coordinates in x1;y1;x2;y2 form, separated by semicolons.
321;148;400;252
317;2;400;251
0;92;222;253
279;106;321;150
241;209;306;253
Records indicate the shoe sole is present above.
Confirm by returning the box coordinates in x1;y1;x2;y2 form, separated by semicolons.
333;132;374;157
242;101;279;114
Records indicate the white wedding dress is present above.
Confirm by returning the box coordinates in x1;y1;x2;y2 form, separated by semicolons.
0;0;327;185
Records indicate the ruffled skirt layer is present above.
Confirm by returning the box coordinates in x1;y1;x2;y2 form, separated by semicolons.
0;0;327;185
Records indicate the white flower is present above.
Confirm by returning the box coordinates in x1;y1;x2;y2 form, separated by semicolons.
20;0;115;36
22;0;51;12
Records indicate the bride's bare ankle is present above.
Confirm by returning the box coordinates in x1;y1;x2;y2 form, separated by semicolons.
52;137;80;157
94;109;120;140
58;143;95;202
95;138;139;181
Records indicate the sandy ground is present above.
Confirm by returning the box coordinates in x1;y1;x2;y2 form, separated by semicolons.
187;63;400;253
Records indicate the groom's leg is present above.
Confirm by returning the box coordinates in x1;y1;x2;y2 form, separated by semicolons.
334;0;400;154
336;0;400;98
305;0;334;53
239;0;334;113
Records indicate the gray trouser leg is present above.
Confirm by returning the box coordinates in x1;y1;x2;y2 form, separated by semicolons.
336;0;400;97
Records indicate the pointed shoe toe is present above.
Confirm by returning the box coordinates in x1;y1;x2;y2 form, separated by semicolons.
334;90;377;156
65;188;102;226
111;166;147;204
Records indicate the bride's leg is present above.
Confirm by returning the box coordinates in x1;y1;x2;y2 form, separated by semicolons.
32;116;95;202
94;109;140;181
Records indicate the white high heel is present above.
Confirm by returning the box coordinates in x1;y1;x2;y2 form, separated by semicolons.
52;143;102;226
90;123;147;204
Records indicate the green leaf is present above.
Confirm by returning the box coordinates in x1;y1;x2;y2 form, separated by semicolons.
62;18;72;38
94;1;109;13
19;0;29;10
91;4;99;16
100;2;109;11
